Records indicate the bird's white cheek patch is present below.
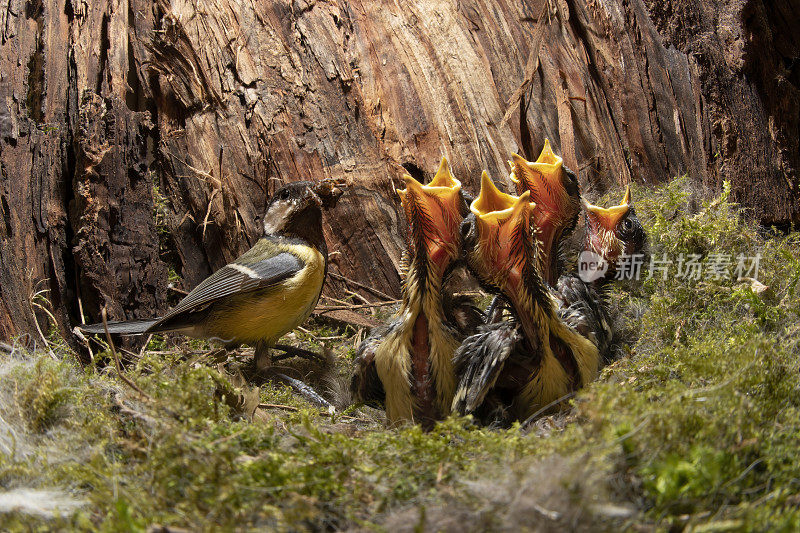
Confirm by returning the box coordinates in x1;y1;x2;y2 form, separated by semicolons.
263;201;294;234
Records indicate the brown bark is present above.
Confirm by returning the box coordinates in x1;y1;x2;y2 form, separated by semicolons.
645;0;800;226
0;0;167;345
0;0;796;343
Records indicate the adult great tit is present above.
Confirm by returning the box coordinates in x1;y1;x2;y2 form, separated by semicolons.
80;179;343;368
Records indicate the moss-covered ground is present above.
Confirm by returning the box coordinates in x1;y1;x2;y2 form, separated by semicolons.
1;178;799;531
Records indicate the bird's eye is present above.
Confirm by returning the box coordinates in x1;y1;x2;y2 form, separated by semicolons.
621;218;633;231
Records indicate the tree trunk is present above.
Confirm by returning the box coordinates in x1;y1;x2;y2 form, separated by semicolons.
644;0;800;227
0;0;797;343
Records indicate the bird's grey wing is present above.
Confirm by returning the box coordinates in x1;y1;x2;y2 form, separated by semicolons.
452;323;522;415
149;252;303;331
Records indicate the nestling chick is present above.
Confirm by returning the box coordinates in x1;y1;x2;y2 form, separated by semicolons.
509;139;581;286
509;144;647;364
351;158;469;428
580;186;648;283
452;173;599;423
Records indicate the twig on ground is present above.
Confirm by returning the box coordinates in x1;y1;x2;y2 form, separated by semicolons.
321;294;358;306
255;402;374;423
139;334;154;358
520;391;576;431
345;289;377;316
296;326;319;340
328;272;395;302
313;334;348;341
168;285;189;296
272;344;326;363
258;403;299;411
345;289;372;305
316;300;400;312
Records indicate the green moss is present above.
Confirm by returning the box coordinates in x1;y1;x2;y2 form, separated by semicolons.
2;177;800;530
151;175;170;241
13;358;78;433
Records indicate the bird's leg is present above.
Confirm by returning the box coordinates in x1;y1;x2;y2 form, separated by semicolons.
253;341;272;372
485;295;508;323
272;343;327;364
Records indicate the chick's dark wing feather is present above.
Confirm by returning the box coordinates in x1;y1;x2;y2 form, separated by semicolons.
351;322;393;406
555;275;612;357
149;251;303;331
452;322;521;414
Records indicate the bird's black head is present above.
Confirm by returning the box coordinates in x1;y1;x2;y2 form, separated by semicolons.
263;179;343;247
617;204;647;257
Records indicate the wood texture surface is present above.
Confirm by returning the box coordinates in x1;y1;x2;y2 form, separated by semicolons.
0;0;796;343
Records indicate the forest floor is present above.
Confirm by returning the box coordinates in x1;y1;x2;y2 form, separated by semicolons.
2;177;800;531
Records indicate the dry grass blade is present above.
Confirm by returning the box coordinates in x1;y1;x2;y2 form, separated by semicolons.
315;300;400;312
101;307;152;401
258;403;300;412
345;289;372;306
28;280;57;360
520;391;576;432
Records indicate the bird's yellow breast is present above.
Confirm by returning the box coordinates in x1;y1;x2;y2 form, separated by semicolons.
202;243;326;346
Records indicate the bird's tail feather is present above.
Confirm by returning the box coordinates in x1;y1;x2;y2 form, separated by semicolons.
79;318;159;335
